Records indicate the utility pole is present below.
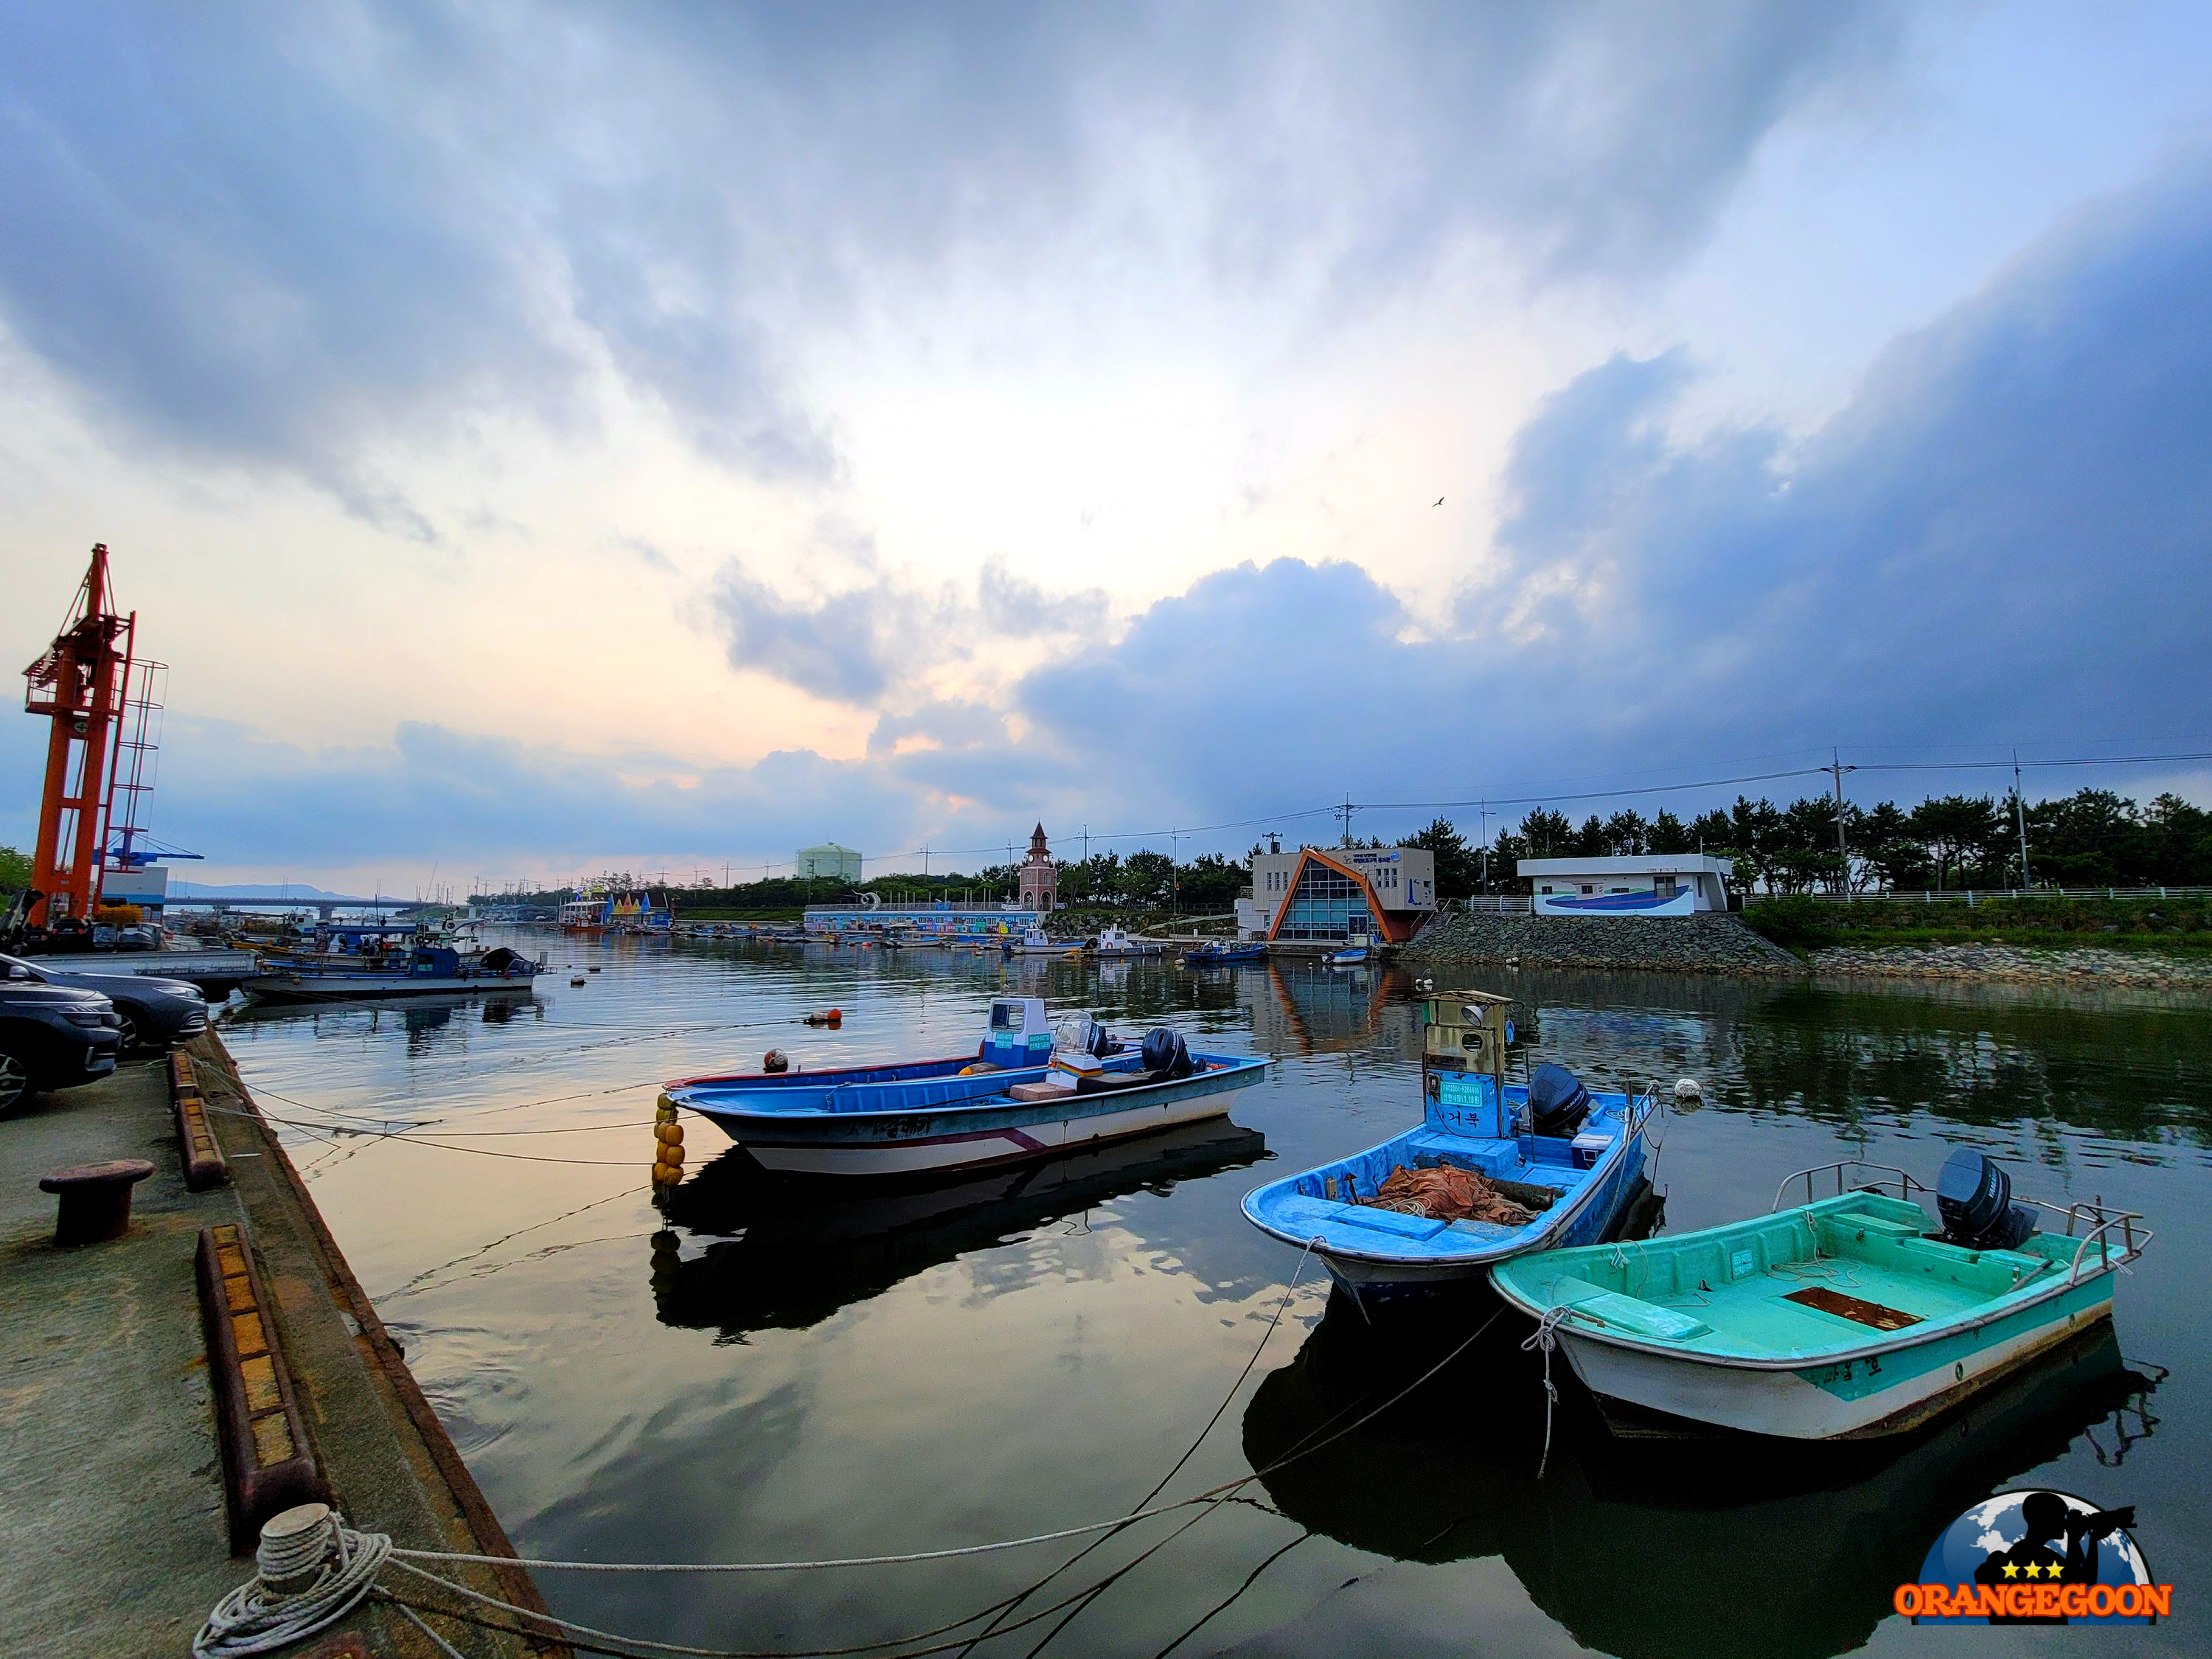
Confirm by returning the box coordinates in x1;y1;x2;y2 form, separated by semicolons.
1479;798;1489;894
2014;748;2032;890
1172;830;1180;917
1338;793;1355;847
1831;749;1854;901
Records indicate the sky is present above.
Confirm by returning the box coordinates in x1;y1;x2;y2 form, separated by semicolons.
2;1;2210;892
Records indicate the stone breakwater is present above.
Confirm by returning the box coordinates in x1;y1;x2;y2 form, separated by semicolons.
1405;911;1801;975
1810;942;2212;989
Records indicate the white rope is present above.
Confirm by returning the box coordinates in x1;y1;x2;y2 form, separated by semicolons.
193;1505;392;1658
1520;1304;1571;1480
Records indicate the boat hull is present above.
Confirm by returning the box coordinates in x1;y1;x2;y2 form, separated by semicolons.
687;1057;1267;1178
243;973;538;1003
1557;1273;2118;1441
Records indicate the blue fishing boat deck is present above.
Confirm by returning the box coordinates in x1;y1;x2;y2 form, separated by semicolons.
1246;1091;1638;1262
1507;1194;2093;1360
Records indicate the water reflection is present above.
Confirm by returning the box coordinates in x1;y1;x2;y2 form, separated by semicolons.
649;1119;1269;1342
1243;1300;2154;1659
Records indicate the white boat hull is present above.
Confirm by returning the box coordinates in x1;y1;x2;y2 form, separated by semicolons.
744;1088;1237;1176
1559;1283;2117;1440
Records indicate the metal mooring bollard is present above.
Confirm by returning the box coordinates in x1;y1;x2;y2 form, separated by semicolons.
39;1158;155;1245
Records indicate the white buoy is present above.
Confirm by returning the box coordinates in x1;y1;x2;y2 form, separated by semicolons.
1674;1077;1704;1102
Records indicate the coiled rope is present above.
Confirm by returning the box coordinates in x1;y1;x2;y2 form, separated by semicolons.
192;1503;390;1658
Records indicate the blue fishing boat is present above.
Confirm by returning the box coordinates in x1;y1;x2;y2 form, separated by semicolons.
1183;942;1268;965
1323;945;1371;966
1242;992;1655;1302
664;996;1269;1178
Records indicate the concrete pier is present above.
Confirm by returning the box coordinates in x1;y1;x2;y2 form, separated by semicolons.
0;1034;565;1658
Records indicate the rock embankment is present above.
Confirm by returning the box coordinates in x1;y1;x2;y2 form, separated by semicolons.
1810;943;2212;989
1405;911;1801;975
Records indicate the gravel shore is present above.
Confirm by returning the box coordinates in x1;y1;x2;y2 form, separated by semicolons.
1809;942;2212;989
1404;911;1801;974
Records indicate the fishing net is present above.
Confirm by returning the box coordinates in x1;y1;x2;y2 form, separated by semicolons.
1360;1164;1539;1227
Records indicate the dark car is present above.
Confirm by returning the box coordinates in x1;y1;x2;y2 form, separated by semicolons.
0;968;122;1115
0;953;210;1053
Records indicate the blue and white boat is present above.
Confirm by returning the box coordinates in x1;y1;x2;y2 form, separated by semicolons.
664;996;1269;1178
1183;942;1268;965
1242;992;1655;1301
1322;945;1371;966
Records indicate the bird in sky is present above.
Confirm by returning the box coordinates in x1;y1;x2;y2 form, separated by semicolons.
1433;496;1444;507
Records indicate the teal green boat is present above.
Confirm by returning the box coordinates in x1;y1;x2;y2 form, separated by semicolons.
1489;1155;2149;1440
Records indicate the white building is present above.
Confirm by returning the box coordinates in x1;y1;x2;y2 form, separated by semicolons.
1237;845;1438;942
1518;855;1733;917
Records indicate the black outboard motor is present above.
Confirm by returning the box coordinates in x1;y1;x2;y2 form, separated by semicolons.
1138;1028;1196;1079
1935;1148;2034;1251
1527;1062;1590;1139
1082;1016;1117;1060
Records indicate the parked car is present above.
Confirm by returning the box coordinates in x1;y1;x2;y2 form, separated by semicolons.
0;967;122;1114
114;926;159;951
0;953;209;1053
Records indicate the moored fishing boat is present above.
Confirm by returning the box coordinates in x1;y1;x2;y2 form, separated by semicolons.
663;995;1267;1177
1183;942;1268;965
1008;924;1075;956
1085;924;1165;959
1242;993;1655;1303
243;942;543;1004
1323;945;1371;966
1487;1152;2151;1441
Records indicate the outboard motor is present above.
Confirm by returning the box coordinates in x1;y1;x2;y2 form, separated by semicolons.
1138;1029;1196;1079
1080;1016;1117;1060
1935;1148;2035;1251
1527;1063;1590;1139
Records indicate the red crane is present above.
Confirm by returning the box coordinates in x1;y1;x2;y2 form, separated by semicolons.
21;545;136;928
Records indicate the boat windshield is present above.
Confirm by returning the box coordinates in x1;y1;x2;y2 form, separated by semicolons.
990;1001;1016;1029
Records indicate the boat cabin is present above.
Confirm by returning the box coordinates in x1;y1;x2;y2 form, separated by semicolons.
981;996;1055;1069
1420;992;1516;1139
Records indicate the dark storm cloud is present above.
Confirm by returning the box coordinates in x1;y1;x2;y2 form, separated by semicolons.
0;2;1901;515
1020;154;2212;826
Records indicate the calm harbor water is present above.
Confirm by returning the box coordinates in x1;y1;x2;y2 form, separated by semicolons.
215;933;2210;1657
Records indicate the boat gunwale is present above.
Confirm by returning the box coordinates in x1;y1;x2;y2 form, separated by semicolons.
1488;1190;2147;1371
1240;1102;1649;1268
662;1052;978;1091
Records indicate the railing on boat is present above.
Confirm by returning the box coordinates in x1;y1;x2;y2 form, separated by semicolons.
1771;1161;1930;1211
1773;1163;2149;1284
2012;1194;2151;1283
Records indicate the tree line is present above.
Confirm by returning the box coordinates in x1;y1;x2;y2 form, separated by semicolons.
462;785;2212;915
1400;787;2212;897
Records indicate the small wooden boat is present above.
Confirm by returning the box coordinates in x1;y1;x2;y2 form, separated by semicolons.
1183;942;1268;965
1487;1153;2151;1441
663;996;1267;1177
1242;994;1654;1301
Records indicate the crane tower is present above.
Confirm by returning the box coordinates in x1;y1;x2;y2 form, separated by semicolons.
20;544;161;928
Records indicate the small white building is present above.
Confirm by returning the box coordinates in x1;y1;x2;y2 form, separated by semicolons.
1518;855;1733;917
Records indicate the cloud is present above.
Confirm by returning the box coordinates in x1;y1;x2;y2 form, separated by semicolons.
707;547;1108;706
0;3;1902;515
710;568;895;704
1016;151;2212;827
